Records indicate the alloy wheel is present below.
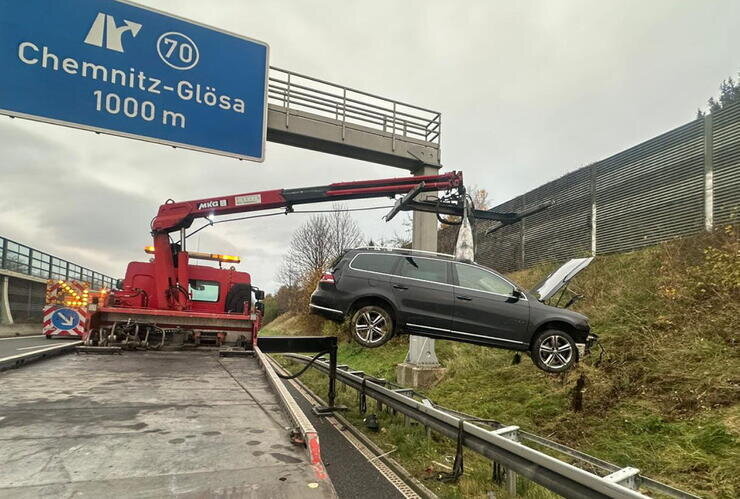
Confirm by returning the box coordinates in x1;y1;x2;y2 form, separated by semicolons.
538;334;573;369
354;310;390;345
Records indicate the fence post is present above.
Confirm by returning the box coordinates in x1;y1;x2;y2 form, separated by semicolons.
703;113;714;231
519;194;526;268
590;163;597;255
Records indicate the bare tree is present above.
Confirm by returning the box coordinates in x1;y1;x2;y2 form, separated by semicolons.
328;205;364;256
469;186;491;210
277;205;364;311
282;214;333;282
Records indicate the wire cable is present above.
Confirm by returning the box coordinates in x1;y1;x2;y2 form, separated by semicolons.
275;350;331;379
183;205;394;240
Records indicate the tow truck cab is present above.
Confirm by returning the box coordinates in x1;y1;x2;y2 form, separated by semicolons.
111;261;257;315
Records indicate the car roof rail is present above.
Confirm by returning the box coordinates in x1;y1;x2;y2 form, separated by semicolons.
350;246;455;259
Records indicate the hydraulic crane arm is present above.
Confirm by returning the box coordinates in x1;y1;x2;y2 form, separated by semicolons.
151;171;464;234
148;171;463;311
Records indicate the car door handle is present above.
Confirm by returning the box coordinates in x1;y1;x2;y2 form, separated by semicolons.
393;284;408;290
456;295;472;301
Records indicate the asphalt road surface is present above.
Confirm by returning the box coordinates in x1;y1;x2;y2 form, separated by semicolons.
0;335;77;360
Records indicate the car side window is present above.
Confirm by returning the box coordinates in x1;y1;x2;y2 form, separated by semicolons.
189;279;220;302
397;257;449;284
350;253;399;274
455;264;514;295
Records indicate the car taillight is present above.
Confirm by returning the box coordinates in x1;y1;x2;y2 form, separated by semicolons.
319;272;335;284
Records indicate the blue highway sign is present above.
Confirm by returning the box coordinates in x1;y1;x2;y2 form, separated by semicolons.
0;0;269;161
51;308;81;331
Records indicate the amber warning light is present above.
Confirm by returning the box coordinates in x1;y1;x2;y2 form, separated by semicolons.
144;246;240;263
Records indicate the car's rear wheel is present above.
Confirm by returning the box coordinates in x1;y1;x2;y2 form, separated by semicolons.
531;329;577;373
350;305;394;348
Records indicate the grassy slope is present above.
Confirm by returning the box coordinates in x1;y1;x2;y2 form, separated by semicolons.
263;229;739;498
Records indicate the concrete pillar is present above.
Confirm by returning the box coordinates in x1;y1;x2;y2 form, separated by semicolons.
396;166;447;388
408;165;440;367
1;276;14;325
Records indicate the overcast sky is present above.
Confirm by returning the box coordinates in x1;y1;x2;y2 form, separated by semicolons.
1;0;738;292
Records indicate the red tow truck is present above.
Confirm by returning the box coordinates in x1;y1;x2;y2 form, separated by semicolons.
70;171;465;350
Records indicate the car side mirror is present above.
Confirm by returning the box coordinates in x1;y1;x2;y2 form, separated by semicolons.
511;289;524;300
254;289;265;301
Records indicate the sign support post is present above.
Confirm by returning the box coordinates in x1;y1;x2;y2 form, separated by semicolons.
396;166;446;388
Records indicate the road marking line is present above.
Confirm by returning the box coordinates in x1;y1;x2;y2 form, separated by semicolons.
16;345;48;351
0;341;81;363
0;335;43;341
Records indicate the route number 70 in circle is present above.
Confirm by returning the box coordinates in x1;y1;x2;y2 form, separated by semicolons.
157;32;200;71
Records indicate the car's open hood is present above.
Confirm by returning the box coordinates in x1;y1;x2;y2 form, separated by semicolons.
531;257;594;302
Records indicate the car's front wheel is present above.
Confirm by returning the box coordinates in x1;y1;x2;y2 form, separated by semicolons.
531;329;577;373
350;305;394;348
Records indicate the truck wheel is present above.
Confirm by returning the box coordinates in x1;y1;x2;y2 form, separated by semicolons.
350;305;394;348
532;329;577;373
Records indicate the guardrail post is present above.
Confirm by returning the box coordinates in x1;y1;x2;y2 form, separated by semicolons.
328;340;338;408
421;399;434;439
374;378;386;411
604;467;640;490
492;426;520;496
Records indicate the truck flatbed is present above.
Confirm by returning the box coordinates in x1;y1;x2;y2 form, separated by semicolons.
0;350;335;498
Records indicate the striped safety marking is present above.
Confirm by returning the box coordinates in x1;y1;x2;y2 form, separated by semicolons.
43;305;87;337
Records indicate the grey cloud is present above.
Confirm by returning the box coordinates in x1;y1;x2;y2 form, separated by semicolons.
1;0;738;290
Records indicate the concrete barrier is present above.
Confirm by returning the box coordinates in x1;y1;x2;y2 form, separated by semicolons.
0;324;42;338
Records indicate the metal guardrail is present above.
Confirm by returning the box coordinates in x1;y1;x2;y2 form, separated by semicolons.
268;66;442;146
283;353;699;499
0;236;116;289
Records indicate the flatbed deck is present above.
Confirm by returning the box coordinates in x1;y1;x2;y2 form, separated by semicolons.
0;350;335;498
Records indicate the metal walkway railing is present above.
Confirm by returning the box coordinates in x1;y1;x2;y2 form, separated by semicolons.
268;67;442;147
0;236;116;289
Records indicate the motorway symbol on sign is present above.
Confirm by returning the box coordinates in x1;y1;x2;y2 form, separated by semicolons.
50;308;81;331
0;0;269;161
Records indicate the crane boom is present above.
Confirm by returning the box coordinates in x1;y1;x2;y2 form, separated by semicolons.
152;171;463;234
149;171;464;310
